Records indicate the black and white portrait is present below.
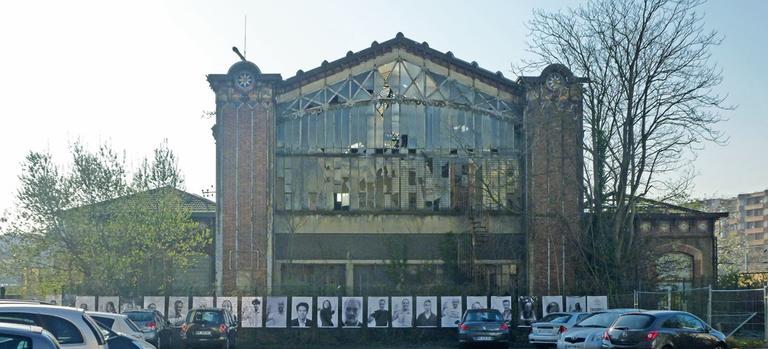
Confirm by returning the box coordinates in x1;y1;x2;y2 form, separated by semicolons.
99;296;119;313
440;296;462;328
390;296;412;328
491;296;512;323
168;297;188;327
566;296;586;313
414;296;438;328
76;296;95;312
216;297;238;321
144;296;165;316
265;297;287;328
120;297;140;313
542;295;562;317
316;297;337;328
193;296;213;309
467;296;487;310
518;296;537;327
289;296;313;328
366;296;390;328
240;297;262;328
340;297;363;327
45;295;61;306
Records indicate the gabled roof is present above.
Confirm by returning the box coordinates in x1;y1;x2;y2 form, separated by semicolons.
280;32;524;95
66;187;215;214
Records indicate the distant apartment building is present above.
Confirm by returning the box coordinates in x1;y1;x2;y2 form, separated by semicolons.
703;190;768;273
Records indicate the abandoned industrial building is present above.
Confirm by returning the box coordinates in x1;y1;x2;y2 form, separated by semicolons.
206;33;720;298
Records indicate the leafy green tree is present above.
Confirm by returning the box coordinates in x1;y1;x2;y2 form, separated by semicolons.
519;0;730;294
0;138;210;297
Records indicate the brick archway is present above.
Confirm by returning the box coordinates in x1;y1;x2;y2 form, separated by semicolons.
654;243;703;279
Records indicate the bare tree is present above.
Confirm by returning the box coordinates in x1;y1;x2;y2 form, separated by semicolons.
518;0;731;293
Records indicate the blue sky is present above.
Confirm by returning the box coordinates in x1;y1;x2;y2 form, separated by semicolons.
0;0;765;214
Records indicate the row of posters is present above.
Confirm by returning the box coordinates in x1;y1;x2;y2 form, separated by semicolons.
45;294;607;329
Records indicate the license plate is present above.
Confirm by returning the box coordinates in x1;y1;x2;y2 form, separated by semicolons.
195;331;211;335
475;336;492;341
538;329;552;335
566;344;582;349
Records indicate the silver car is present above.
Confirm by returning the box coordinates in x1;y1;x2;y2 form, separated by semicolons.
556;309;643;349
0;301;108;349
0;322;61;349
529;312;589;349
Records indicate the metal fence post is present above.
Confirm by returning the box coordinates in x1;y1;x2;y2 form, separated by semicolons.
633;290;638;309
707;285;712;326
764;284;767;343
667;290;671;310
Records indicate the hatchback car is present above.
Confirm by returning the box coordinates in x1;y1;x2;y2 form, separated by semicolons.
456;308;509;349
602;310;727;349
123;310;171;349
0;302;107;349
180;308;237;349
87;311;145;341
556;309;643;349
529;312;588;349
0;322;61;349
94;319;155;349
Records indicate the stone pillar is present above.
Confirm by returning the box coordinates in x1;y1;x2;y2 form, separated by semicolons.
208;61;282;295
522;65;586;297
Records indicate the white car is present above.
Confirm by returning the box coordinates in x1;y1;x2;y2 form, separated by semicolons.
0;301;108;349
529;312;589;349
87;311;145;341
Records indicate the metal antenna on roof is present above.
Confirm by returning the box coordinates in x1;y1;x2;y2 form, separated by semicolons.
243;15;247;60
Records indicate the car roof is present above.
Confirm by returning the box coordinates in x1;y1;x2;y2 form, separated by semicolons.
85;311;129;318
0;303;87;315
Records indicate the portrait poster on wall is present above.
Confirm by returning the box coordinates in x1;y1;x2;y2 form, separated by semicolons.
440;296;462;328
62;294;76;307
99;296;119;313
467;296;487;310
491;296;512;323
45;295;61;306
340;296;363;327
390;296;413;328
566;296;586;312
193;296;213;309
542;295;562;317
168;296;188;327
143;296;165;316
216;297;238;320
366;296;390;328
265;296;288;328
316;296;338;328
290;296;313;328
76;296;95;311
518;296;537;327
120;297;141;313
240;297;262;328
586;296;608;312
414;296;438;327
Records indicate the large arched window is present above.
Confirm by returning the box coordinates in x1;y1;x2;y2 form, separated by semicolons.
656;252;693;290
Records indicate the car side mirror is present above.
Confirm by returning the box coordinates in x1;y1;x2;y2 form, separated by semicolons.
455;320;460;325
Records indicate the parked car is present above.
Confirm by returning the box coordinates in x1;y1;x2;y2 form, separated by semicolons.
456;308;509;349
180;308;237;349
87;311;145;341
0;322;61;349
529;312;589;349
0;302;107;349
94;318;155;349
556;309;644;349
123;310;172;349
602;310;727;349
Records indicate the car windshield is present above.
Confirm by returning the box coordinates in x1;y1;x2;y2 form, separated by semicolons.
539;313;571;323
613;314;655;329
125;312;153;322
575;312;621;328
190;311;221;324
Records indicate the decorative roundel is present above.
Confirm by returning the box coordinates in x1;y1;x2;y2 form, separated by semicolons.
640;222;651;233
679;221;690;233
546;73;565;91
236;72;254;89
698;221;708;232
659;222;670;233
198;222;208;231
